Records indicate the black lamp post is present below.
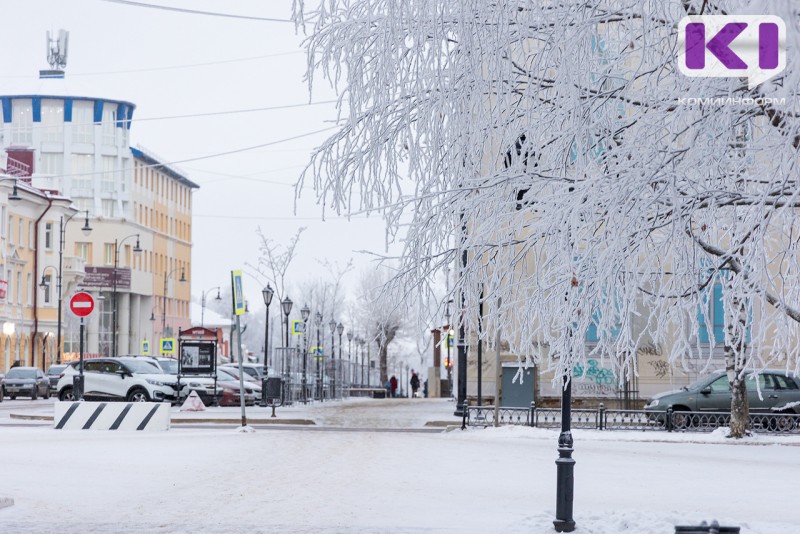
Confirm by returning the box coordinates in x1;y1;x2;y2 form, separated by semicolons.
281;296;293;347
49;210;91;364
162;267;186;342
337;323;344;397
200;286;221;328
554;372;575;532
262;284;274;372
329;318;337;399
358;337;365;386
314;311;323;401
346;330;353;389
280;296;292;403
300;304;310;403
111;234;142;357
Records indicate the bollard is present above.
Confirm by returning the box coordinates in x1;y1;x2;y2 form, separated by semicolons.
598;403;605;430
461;404;468;430
530;401;536;427
72;374;84;401
666;406;674;432
675;519;740;533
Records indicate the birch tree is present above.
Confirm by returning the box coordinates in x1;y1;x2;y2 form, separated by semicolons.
293;0;800;437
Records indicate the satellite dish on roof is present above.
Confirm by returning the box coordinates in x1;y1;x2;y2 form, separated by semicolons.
41;29;69;78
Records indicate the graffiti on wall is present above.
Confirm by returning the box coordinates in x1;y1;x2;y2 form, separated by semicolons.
649;360;670;378
572;359;616;396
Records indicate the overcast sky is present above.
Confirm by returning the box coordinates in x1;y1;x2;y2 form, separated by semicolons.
4;0;396;311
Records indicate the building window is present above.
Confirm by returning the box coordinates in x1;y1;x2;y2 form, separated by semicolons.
1;207;6;237
40;152;64;176
44;222;53;250
72;101;94;144
11;99;33;145
16;271;22;305
101;156;116;192
28;222;33;248
18;219;23;247
74;198;93;217
7;216;12;243
104;243;114;266
102;106;116;145
71;154;94;191
101;199;115;218
75;242;91;263
41;99;64;144
43;274;52;304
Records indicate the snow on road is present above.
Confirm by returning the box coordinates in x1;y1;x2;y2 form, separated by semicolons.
1;399;798;533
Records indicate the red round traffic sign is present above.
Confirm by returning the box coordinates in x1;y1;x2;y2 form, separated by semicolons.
69;291;95;318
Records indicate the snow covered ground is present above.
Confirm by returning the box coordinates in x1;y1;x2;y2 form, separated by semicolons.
1;398;798;533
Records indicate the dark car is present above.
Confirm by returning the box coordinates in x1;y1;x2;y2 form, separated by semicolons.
4;367;51;400
46;364;69;394
644;369;800;424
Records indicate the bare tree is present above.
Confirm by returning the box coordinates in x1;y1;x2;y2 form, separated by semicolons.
356;266;405;385
294;1;800;437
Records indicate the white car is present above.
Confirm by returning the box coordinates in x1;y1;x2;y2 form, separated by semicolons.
57;357;186;403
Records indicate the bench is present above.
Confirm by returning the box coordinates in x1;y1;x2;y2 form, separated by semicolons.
349;387;388;399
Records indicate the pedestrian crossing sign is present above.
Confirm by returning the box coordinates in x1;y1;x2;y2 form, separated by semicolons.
142;340;150;355
160;338;175;355
292;320;306;335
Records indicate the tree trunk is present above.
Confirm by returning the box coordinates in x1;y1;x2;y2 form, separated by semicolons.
726;288;750;439
379;342;388;385
729;368;749;438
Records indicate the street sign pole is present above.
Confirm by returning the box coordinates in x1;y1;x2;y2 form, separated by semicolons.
231;270;247;428
77;317;84;400
69;291;95;401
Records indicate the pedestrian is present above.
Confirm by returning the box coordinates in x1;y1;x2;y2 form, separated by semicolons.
389;375;398;397
384;378;391;398
410;371;420;398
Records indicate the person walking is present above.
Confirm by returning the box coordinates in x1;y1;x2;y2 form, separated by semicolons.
410;371;420;398
389;375;398;397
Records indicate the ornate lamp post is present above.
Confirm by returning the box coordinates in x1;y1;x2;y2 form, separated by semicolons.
261;283;274;369
314;311;323;401
328;318;337;399
300;304;310;403
337;322;344;397
358;336;366;387
111;234;142;357
280;296;292;403
161;267;186;341
346;330;353;389
200;286;221;328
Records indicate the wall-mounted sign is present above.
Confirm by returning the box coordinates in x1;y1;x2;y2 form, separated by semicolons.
78;267;131;289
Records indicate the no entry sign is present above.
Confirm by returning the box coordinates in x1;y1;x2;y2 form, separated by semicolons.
69;292;95;318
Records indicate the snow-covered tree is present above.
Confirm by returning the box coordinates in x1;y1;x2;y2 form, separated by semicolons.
293;0;800;437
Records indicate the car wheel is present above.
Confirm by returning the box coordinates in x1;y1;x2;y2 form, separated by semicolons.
31;387;38;400
59;388;75;402
45;387;51;400
671;410;690;430
9;395;16;400
126;388;150;402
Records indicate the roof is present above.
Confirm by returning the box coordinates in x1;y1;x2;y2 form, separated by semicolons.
130;146;200;189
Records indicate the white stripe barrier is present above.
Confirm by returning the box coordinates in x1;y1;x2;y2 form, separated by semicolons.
53;401;170;431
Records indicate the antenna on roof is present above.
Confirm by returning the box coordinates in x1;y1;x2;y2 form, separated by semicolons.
41;29;69;79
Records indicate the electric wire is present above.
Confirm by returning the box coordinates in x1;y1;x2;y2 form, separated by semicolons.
100;0;294;23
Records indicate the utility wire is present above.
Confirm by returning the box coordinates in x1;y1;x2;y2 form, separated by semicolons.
100;0;293;22
0;50;302;79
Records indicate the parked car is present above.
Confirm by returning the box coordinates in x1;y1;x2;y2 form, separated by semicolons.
217;381;256;407
4;367;50;400
218;367;262;396
644;369;800;425
57;357;186;403
219;363;268;381
46;364;70;394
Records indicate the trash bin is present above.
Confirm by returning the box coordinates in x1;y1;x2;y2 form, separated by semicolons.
372;390;386;399
265;377;283;403
72;374;84;400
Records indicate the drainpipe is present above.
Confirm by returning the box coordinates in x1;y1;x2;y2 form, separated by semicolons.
32;194;54;369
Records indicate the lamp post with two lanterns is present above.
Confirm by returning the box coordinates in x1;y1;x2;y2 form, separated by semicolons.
300;304;310;403
111;234;142;358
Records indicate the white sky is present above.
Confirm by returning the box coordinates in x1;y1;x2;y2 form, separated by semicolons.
2;398;799;532
3;0;396;310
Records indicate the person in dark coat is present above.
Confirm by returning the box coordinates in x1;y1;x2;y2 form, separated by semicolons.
410;372;420;398
389;375;398;397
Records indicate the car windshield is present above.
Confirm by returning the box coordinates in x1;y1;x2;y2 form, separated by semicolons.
122;360;163;374
217;369;237;381
6;368;36;379
159;360;178;374
222;367;257;382
47;365;67;375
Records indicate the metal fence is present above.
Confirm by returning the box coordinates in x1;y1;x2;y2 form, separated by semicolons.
463;403;800;434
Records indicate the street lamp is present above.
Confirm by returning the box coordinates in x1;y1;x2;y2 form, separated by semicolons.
111;234;142;357
300;304;310;403
314;311;323;401
161;267;186;341
337;323;344;397
281;296;293;347
347;330;353;389
46;210;92;365
262;284;274;372
329;318;337;399
357;336;366;387
200;286;221;328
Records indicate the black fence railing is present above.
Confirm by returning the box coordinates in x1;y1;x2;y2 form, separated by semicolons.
463;403;800;434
